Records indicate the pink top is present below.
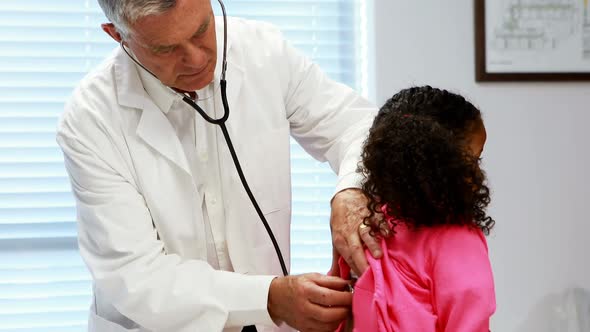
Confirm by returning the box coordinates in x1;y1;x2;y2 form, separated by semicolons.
338;223;495;332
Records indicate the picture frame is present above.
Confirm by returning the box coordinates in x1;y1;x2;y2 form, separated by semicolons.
474;0;590;81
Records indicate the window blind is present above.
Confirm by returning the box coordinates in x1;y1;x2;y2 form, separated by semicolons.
0;0;368;330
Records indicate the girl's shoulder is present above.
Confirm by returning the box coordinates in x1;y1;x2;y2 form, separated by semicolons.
421;225;490;273
429;223;486;239
387;224;489;265
388;222;487;246
432;224;487;246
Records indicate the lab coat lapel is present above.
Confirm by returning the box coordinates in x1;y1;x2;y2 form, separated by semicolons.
214;15;243;113
136;100;192;176
224;60;244;115
114;49;192;176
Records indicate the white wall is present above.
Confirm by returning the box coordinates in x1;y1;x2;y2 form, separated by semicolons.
372;1;590;331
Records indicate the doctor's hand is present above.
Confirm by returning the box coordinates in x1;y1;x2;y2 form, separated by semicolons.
329;188;388;277
267;273;352;332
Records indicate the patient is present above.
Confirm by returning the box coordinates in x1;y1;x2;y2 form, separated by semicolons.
338;86;496;331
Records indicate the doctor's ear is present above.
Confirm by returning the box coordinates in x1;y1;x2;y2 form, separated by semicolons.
101;23;124;43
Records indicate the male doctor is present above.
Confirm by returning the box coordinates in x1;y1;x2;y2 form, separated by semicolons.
57;0;381;331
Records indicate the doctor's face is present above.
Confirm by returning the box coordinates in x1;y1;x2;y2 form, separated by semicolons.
123;0;217;92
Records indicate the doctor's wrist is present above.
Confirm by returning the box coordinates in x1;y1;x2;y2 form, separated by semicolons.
267;277;285;326
331;187;363;205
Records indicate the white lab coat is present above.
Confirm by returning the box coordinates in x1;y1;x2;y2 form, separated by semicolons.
57;17;376;332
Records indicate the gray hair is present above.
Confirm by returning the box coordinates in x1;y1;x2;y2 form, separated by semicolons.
97;0;177;38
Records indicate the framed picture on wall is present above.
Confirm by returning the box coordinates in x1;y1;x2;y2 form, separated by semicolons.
475;0;590;81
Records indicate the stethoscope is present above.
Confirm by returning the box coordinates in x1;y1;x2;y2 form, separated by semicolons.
120;0;288;277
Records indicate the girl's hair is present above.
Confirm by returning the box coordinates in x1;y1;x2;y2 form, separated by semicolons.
359;86;495;235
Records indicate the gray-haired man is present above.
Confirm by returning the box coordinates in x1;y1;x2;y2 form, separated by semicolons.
57;0;380;331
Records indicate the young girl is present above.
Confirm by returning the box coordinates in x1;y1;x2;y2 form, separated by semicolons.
339;86;496;331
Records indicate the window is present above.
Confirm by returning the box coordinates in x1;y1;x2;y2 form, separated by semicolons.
0;0;369;330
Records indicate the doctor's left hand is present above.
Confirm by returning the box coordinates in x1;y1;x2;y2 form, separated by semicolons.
267;273;352;332
329;188;387;277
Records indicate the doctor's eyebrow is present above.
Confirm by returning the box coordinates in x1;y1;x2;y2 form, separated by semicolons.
149;15;212;54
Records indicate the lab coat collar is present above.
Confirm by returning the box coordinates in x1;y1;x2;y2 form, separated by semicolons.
134;16;231;115
136;69;178;115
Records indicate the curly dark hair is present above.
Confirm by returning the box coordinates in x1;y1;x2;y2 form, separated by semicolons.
359;86;495;235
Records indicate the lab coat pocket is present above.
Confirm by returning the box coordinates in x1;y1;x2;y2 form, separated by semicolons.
88;311;141;332
238;127;291;215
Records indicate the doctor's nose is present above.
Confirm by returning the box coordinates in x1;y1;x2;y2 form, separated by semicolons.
181;43;209;69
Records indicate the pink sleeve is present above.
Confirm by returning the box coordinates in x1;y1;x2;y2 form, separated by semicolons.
431;227;496;332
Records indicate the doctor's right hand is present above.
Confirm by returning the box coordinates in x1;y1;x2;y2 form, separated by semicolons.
267;273;352;332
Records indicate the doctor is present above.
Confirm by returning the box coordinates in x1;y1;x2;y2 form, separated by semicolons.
57;0;380;331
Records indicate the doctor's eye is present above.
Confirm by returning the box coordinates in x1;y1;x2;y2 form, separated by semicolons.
151;45;177;56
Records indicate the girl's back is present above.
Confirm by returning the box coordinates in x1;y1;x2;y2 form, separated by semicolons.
346;223;494;331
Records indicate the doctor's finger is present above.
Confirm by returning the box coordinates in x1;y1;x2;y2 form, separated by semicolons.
309;293;352;309
306;302;350;326
312;275;350;290
359;222;382;259
308;286;352;307
346;234;368;276
332;236;359;276
328;246;341;277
